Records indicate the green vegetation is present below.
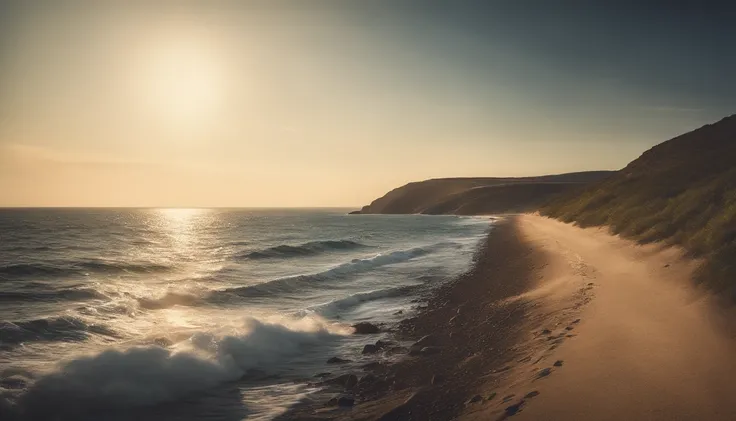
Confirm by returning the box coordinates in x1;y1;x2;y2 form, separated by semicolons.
541;115;736;302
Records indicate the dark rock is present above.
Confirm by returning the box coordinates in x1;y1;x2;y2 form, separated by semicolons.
358;374;376;385
465;394;483;405
375;340;393;349
329;374;358;390
486;392;497;401
553;360;564;367
327;356;351;364
361;361;382;370
393;310;404;315
524;391;540;399
338;396;355;407
362;344;379;354
430;374;442;385
541;329;552;335
327;394;355;407
505;400;526;416
353;322;380;334
565;326;574;331
572;318;581;324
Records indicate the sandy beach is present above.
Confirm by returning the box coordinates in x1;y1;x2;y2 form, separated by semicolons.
280;215;736;420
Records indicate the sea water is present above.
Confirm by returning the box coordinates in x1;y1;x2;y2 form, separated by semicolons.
0;208;491;420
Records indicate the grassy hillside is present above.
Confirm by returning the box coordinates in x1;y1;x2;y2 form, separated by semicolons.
354;171;612;215
541;114;736;301
423;183;579;215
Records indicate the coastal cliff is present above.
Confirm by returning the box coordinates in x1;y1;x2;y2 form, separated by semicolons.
352;171;613;215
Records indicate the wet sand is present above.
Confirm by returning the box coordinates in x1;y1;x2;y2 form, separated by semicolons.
278;215;736;420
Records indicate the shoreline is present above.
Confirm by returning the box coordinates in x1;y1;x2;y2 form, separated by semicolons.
277;216;546;420
279;214;736;421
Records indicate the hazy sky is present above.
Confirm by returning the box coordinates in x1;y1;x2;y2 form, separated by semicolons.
1;1;735;207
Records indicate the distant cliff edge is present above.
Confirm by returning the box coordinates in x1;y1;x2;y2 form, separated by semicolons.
351;171;614;216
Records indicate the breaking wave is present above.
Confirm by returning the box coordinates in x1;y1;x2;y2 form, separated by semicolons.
217;243;450;300
311;284;422;317
136;292;203;310
11;316;347;419
237;239;366;260
0;316;118;346
0;288;107;303
0;261;172;279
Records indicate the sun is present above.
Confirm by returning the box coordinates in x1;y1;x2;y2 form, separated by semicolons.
131;28;228;134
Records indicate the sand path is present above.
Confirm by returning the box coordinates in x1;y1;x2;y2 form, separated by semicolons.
511;215;736;421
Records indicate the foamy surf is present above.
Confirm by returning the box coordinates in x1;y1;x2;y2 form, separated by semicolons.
6;315;350;419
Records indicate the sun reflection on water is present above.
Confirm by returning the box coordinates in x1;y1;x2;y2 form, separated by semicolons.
154;208;209;252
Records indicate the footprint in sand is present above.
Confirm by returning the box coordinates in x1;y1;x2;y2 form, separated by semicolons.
501;394;516;403
535;367;552;379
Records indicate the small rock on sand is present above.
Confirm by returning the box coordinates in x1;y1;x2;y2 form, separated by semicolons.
553;360;564;367
536;367;552;378
572;318;581;324
565;326;574;331
352;322;380;334
541;329;552;335
326;357;351;364
486;392;497;401
524;391;540;398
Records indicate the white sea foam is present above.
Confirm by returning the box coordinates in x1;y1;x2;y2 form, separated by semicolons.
14;315;349;419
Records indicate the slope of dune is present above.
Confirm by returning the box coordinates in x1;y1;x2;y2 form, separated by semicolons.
541;114;736;300
352;171;613;215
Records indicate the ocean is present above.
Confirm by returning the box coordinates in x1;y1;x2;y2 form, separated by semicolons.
0;208;491;420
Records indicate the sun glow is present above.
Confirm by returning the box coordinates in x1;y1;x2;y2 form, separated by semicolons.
131;26;229;134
